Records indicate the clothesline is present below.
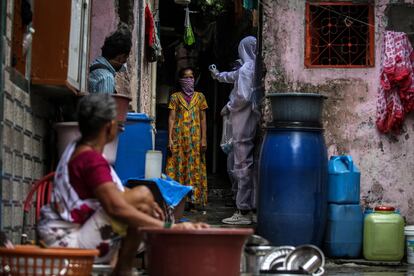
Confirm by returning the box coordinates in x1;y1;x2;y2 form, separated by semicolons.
255;1;414;36
317;5;414;35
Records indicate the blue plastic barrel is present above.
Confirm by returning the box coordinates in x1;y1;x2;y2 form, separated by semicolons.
114;113;153;181
155;129;168;172
324;204;363;258
328;156;360;204
257;127;328;246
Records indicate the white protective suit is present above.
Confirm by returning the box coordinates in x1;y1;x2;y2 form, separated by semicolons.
214;36;260;210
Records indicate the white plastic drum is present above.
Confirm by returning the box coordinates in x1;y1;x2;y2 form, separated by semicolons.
54;122;118;164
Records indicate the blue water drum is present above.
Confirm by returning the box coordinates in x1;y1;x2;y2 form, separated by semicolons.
328;156;360;204
324;204;363;258
115;113;153;182
257;127;328;246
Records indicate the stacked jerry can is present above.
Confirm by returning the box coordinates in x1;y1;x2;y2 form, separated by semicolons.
324;156;363;258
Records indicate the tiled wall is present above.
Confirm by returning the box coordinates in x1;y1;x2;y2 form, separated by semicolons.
1;0;49;243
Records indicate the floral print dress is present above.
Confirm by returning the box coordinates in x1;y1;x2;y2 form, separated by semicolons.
166;92;208;206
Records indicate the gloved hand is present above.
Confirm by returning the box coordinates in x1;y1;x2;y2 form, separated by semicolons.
220;105;230;116
209;64;219;79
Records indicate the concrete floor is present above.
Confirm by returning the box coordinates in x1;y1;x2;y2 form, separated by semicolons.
181;181;413;275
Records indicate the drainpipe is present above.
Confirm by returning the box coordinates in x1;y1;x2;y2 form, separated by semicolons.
255;0;265;101
150;0;159;120
136;0;144;112
149;0;159;149
0;0;6;230
150;61;157;119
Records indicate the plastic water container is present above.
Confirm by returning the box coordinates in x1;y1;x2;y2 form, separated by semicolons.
405;226;414;264
114;113;153;181
324;204;363;258
328;156;360;204
145;150;163;179
258;127;328;246
363;206;404;261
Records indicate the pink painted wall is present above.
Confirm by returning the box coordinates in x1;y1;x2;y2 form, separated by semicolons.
263;0;414;222
90;0;118;61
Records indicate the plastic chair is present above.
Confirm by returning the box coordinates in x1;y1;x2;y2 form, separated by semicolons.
20;172;114;274
21;172;55;244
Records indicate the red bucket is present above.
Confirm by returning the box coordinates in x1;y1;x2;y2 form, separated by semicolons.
142;227;253;276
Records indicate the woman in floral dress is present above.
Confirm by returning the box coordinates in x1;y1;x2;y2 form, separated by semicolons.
166;67;208;209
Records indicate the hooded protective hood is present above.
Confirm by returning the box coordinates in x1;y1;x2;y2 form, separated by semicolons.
238;36;256;64
230;36;257;111
214;36;258;112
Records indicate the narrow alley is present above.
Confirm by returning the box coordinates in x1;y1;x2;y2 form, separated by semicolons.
0;0;414;275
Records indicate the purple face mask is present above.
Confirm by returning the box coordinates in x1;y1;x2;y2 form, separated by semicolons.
179;77;195;100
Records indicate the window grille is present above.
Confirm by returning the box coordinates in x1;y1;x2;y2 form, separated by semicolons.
305;2;375;68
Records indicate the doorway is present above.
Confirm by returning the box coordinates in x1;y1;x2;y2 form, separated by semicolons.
155;0;256;189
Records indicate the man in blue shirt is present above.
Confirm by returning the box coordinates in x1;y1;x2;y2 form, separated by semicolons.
89;24;132;94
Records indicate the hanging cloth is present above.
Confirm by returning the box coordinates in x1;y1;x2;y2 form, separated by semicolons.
184;7;195;46
145;4;162;62
243;0;257;10
145;4;155;47
234;0;243;23
376;31;414;133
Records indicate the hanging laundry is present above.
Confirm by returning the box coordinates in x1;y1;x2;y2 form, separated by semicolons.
376;31;414;133
183;7;195;46
243;0;257;10
145;4;162;62
234;0;243;23
145;4;155;48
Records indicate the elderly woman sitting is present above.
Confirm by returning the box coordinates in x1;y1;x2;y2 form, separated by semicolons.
38;94;207;275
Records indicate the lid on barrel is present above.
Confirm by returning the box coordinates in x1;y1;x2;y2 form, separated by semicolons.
375;206;395;212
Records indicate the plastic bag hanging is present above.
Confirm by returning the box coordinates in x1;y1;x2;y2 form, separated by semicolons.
220;114;233;154
183;7;195;46
243;0;257;10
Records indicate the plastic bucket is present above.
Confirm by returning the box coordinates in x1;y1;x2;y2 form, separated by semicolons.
405;226;414;264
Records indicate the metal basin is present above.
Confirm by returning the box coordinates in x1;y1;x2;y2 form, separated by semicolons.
283;245;325;275
260;246;295;271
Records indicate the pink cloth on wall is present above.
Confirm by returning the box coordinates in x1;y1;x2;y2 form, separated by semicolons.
376;31;414;133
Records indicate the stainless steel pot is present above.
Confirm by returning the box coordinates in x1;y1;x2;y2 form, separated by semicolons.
243;246;275;274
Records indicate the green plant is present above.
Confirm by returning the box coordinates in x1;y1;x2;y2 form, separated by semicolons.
195;0;227;17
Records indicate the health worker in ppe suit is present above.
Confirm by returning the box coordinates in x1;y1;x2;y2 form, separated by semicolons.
210;36;260;225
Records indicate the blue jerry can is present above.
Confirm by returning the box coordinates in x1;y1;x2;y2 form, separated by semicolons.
328;156;360;204
324;204;363;258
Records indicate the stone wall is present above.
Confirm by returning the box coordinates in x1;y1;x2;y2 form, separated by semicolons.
262;0;414;222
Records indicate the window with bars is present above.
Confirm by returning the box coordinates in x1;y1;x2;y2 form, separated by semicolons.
305;2;375;68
